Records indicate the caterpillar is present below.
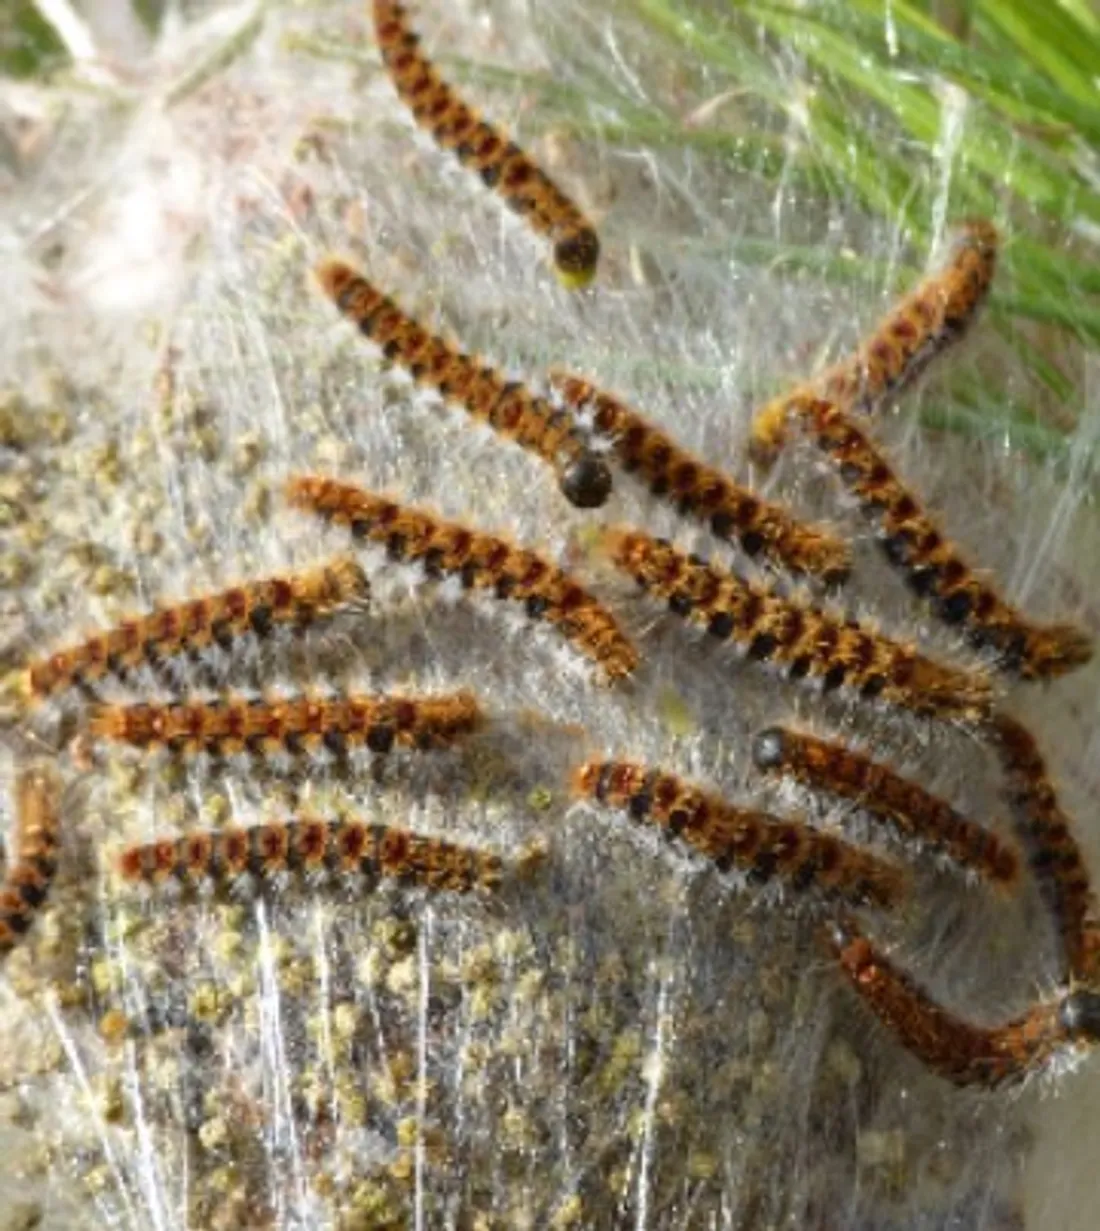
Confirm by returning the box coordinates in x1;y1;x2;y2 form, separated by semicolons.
371;1;600;288
572;759;907;910
787;397;1092;679
752;726;1019;888
88;690;483;760
22;555;369;704
827;915;1100;1089
990;713;1099;982
1;768;61;957
287;474;638;682
315;259;611;509
752;220;999;462
602;525;993;723
550;372;850;583
114;815;505;897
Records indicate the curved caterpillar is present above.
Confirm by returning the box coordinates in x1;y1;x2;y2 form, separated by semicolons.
22;556;369;704
1;768;61;957
602;525;992;723
114;815;505;897
752;726;1018;888
371;1;600;287
752;220;998;462
828;915;1100;1088
550;372;850;583
88;690;483;760
788;398;1092;679
315;259;610;509
990;713;1099;982
573;759;906;910
287;474;638;681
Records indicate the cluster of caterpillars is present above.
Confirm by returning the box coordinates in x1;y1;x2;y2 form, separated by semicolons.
7;2;1098;1102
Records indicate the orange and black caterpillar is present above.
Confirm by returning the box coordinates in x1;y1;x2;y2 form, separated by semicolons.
602;526;992;723
371;1;599;288
828;915;1100;1088
287;474;638;681
114;815;504;897
550;373;850;583
752;220;998;461
789;398;1092;679
990;713;1099;982
88;690;483;760
572;759;906;910
1;768;60;956
22;555;369;703
752;726;1018;888
316;260;610;508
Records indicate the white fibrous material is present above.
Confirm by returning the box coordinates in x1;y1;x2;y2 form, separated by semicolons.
1;2;1098;1229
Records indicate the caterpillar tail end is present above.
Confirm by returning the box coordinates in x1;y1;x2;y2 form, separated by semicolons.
748;399;790;467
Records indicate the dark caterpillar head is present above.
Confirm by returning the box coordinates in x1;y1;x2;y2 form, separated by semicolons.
1059;990;1100;1042
751;727;789;771
559;452;612;509
553;228;600;290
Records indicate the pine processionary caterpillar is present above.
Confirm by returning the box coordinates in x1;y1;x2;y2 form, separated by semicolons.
88;690;483;760
22;556;370;704
114;816;506;897
990;713;1099;982
827;914;1100;1088
287;474;638;681
550;373;850;583
602;525;993;723
572;759;907;910
1;768;61;956
752;220;998;462
371;1;600;288
315;260;611;508
752;726;1019;888
788;398;1092;679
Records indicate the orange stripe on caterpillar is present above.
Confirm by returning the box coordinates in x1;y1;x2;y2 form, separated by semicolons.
1;767;61;957
287;474;638;681
752;220;998;461
572;760;906;910
990;713;1099;982
550;373;850;583
88;690;483;759
828;914;1100;1088
791;398;1092;679
22;555;369;704
601;525;992;722
114;816;504;896
315;259;611;508
752;726;1018;888
371;1;599;287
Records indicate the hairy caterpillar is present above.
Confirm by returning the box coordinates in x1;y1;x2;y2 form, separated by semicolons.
572;759;906;910
752;726;1018;888
828;915;1100;1088
371;1;600;287
88;690;483;760
315;259;611;508
788;398;1092;679
602;526;992;723
114;816;505;897
990;713;1099;982
752;220;998;461
1;768;60;956
22;556;369;703
287;474;638;681
550;372;850;583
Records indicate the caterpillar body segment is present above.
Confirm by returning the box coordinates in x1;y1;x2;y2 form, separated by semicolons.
316;260;609;507
602;526;992;723
287;474;638;681
573;759;907;910
371;1;600;287
551;373;850;583
1;768;61;956
752;726;1018;888
23;556;369;704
